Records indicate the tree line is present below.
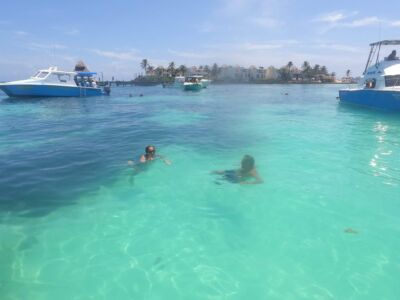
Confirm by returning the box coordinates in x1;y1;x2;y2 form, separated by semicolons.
139;59;337;82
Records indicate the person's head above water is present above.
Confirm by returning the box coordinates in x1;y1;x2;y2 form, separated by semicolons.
145;145;156;159
241;155;255;173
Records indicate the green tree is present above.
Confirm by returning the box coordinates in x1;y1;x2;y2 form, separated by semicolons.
302;61;311;79
168;62;175;76
155;66;165;77
204;65;210;75
287;61;293;73
178;65;187;75
140;59;148;73
321;66;328;76
279;67;291;81
211;63;219;79
147;65;154;74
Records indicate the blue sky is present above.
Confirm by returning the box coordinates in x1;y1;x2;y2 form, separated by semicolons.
1;0;400;80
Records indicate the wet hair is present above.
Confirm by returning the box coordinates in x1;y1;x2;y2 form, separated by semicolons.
241;155;255;173
145;145;156;159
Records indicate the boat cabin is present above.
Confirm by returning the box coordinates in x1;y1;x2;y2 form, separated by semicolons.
361;40;400;90
30;67;98;88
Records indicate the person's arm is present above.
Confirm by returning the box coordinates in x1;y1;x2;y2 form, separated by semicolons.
158;154;172;165
139;155;146;163
211;170;225;175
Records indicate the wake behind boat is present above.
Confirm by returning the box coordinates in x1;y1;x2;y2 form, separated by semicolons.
339;40;400;111
0;63;109;98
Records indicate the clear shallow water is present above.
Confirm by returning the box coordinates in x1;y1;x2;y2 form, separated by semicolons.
0;84;399;299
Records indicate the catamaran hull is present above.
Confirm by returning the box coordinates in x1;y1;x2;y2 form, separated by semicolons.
0;84;103;98
183;83;202;91
339;89;400;111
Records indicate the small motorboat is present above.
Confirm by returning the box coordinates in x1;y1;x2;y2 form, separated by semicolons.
0;66;108;98
339;40;400;111
183;76;203;91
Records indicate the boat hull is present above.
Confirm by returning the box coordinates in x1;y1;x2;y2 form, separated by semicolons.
339;89;400;111
0;84;103;98
183;83;202;91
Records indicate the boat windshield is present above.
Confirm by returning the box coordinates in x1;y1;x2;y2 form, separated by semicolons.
35;72;49;79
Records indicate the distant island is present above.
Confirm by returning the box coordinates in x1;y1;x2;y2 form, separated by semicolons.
98;59;357;86
128;59;357;86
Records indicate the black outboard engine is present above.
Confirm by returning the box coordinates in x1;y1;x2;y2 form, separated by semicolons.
103;85;111;96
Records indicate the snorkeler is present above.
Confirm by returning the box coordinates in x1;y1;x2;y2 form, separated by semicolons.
128;145;171;166
212;155;263;184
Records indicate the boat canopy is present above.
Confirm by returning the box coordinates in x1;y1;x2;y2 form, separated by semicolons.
363;40;400;74
77;72;97;76
370;40;400;46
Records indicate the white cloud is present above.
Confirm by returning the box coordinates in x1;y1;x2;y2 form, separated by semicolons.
313;11;384;31
91;49;139;61
30;43;66;50
347;17;380;27
390;20;400;27
314;11;348;23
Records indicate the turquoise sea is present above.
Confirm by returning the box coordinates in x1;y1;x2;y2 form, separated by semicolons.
0;84;399;299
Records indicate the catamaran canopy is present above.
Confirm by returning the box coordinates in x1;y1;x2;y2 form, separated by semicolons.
370;40;400;46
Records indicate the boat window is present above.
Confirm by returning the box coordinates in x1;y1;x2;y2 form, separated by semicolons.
385;75;400;87
57;74;70;83
37;72;49;78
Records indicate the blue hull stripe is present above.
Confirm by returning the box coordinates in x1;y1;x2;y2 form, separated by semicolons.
0;84;103;97
339;89;400;111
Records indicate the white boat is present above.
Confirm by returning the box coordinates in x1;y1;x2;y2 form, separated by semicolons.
163;75;185;88
188;75;211;88
339;40;400;110
200;78;211;88
0;66;107;98
183;76;203;91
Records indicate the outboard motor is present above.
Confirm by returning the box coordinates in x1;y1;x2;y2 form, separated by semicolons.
103;85;111;96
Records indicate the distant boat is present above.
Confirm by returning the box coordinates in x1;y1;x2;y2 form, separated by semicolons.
0;66;107;98
187;75;211;88
200;78;212;88
339;40;400;111
163;75;185;88
183;76;203;91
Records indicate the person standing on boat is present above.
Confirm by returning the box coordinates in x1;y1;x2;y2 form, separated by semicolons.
387;50;397;61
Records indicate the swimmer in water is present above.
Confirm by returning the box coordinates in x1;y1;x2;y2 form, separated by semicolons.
212;155;263;184
128;145;171;166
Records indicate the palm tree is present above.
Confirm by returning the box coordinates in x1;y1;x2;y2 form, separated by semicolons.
287;61;293;73
168;62;175;76
155;66;165;77
302;61;311;79
141;59;148;73
147;65;154;75
178;65;187;76
346;69;351;77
